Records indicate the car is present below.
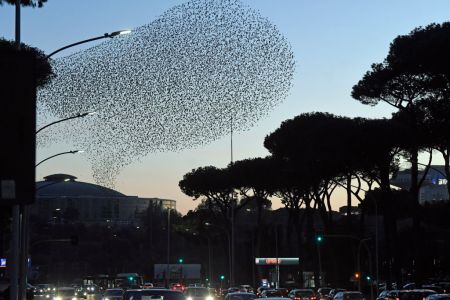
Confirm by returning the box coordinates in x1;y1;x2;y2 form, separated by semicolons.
257;288;271;298
172;283;186;292
317;288;332;300
225;292;258;300
434;284;450;294
386;290;437;300
143;283;154;289
240;286;254;293
423;287;444;294
35;284;57;297
74;286;87;299
287;289;316;300
85;285;99;295
184;287;215;300
260;290;285;298
376;290;389;300
53;287;76;300
328;289;346;300
426;294;450;300
276;289;289;298
123;289;185;300
102;288;124;300
332;291;365;300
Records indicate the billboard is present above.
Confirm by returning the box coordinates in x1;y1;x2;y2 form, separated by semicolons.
255;257;299;265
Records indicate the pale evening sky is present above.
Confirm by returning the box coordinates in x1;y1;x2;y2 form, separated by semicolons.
1;0;449;214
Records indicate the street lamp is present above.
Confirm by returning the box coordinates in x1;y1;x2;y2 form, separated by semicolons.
35;150;84;167
13;30;131;300
166;208;172;288
45;30;131;59
36;112;96;134
205;222;231;287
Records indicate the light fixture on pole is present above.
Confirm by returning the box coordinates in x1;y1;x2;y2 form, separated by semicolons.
45;30;131;59
35;150;84;167
36;112;96;134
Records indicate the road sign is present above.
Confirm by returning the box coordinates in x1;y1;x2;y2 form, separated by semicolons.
1;258;6;268
255;257;299;265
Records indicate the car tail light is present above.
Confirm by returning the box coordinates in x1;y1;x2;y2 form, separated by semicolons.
311;296;317;300
395;297;400;300
295;297;301;300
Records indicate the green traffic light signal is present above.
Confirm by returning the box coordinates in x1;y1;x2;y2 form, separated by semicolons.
220;275;225;280
178;258;184;263
316;235;323;242
366;275;371;281
128;276;133;281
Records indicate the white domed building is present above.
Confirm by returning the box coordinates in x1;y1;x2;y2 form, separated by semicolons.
34;173;176;225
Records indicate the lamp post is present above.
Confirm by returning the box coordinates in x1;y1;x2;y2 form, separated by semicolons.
12;28;130;300
45;30;131;59
35;150;84;167
205;222;231;287
166;208;171;288
36;112;96;134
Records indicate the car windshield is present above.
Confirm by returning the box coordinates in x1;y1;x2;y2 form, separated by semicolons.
227;295;257;300
296;291;314;296
105;290;124;296
125;291;185;300
185;289;209;296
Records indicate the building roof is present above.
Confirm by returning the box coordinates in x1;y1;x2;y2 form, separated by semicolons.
36;174;126;198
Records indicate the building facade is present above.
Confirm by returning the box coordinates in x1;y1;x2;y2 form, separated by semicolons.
34;173;176;225
390;165;449;204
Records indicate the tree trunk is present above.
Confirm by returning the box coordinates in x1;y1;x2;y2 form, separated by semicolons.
346;174;353;232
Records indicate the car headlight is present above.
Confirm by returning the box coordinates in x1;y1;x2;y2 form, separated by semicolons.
72;297;77;300
104;297;110;300
46;295;50;298
187;297;193;300
53;288;56;291
207;296;214;300
83;293;87;296
54;296;62;300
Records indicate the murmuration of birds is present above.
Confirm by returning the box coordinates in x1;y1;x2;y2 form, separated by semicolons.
37;0;295;188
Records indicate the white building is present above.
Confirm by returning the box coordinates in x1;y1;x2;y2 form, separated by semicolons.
390;165;449;204
34;173;176;225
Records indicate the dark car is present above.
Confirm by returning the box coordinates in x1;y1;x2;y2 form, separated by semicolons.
426;294;450;300
376;290;389;300
333;292;365;300
387;290;437;300
184;287;215;300
260;290;285;298
317;289;332;300
102;288;124;300
225;292;258;300
257;288;271;298
329;290;346;300
123;289;185;300
288;289;316;300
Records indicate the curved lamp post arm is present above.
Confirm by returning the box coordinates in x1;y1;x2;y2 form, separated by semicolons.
35;150;83;167
36;112;95;134
45;30;131;59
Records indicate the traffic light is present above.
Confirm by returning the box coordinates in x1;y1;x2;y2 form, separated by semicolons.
178;258;184;263
354;272;360;279
366;275;371;281
220;275;225;281
316;235;323;243
128;276;134;282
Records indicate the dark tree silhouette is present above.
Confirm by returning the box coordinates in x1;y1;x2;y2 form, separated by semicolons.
0;38;53;87
351;22;450;286
0;0;47;7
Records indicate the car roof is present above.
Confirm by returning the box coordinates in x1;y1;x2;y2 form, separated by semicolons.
227;292;255;295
